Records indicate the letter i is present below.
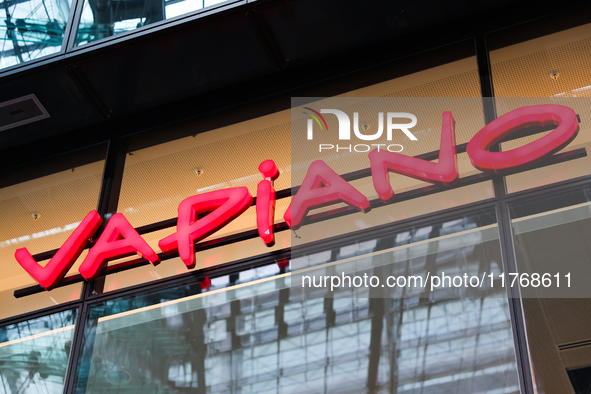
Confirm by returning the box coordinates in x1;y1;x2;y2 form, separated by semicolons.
256;160;279;247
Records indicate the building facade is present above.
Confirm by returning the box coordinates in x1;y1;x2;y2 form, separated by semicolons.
1;1;591;393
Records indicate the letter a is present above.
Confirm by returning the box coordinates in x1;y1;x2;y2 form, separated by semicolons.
284;160;370;230
159;187;253;269
79;213;160;282
15;211;102;290
369;111;458;203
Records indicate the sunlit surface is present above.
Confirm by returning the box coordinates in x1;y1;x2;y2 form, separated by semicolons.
0;0;72;70
75;0;228;46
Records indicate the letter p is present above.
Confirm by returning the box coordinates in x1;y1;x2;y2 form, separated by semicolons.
331;276;341;292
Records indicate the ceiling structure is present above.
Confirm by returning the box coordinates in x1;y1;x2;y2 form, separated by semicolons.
1;0;591;174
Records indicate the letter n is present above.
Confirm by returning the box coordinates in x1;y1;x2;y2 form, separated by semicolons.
284;160;370;230
369;111;458;203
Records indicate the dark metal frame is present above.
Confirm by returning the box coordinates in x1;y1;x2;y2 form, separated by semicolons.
2;24;591;394
64;0;248;55
475;31;534;394
0;0;249;77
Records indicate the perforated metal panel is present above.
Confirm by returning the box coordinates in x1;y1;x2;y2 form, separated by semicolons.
0;162;104;284
118;58;484;236
491;24;591;196
491;28;591;99
118;122;293;229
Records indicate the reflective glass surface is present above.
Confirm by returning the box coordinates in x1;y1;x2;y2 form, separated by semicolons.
74;211;519;393
510;185;591;393
75;0;228;46
0;0;72;69
0;309;77;393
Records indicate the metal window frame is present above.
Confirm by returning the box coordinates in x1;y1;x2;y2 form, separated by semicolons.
63;0;247;53
0;0;248;77
62;138;127;393
474;32;536;394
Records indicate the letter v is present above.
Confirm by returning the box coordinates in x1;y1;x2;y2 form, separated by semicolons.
369;111;458;203
283;160;370;230
15;210;102;290
159;187;253;269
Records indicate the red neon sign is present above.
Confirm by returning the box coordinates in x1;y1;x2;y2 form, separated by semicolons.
370;111;458;203
256;160;279;247
79;213;160;282
15;211;102;290
284;160;371;230
14;104;582;290
159;187;253;269
467;104;579;174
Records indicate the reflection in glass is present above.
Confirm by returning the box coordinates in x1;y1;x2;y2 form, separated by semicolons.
510;186;591;393
0;0;71;69
75;0;227;45
74;212;519;393
0;309;77;393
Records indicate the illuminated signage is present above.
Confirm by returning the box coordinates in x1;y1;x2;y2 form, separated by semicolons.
257;160;280;247
369;111;458;204
466;104;579;173
15;104;580;290
14;211;102;290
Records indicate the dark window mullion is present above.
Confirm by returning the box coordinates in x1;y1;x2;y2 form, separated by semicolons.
475;33;535;394
62;138;127;394
63;0;87;52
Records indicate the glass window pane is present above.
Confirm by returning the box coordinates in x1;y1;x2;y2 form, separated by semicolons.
291;97;493;246
0;0;73;70
0;146;106;319
108;51;490;293
0;308;78;393
0;284;81;321
490;23;591;193
107;113;294;292
75;0;229;46
509;185;591;393
73;209;520;393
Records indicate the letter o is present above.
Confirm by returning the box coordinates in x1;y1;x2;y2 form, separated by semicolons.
466;104;579;174
370;276;380;287
387;144;404;153
353;276;363;287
